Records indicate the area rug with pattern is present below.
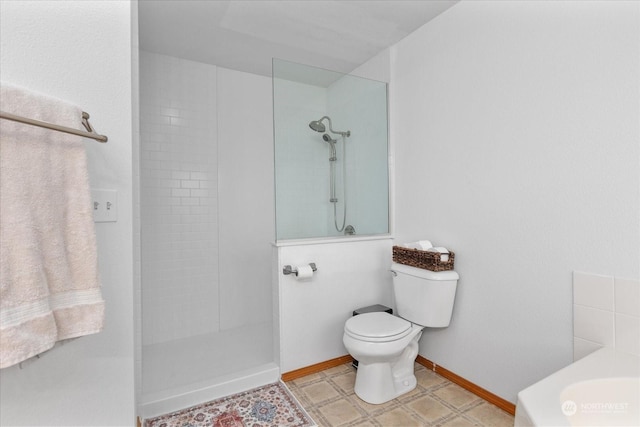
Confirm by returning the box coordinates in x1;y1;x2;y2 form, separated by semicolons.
144;381;316;427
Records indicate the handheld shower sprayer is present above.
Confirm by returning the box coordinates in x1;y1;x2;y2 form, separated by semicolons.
322;134;337;161
322;134;336;143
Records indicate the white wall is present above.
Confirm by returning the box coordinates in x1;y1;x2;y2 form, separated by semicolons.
391;0;639;403
278;237;394;373
0;1;134;425
350;48;391;84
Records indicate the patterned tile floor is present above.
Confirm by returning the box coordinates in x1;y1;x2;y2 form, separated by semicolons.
285;362;515;427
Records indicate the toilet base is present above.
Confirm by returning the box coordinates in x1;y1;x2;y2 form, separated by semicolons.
352;333;421;404
354;363;417;404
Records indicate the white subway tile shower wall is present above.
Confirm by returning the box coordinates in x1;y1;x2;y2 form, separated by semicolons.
573;271;640;360
140;51;219;345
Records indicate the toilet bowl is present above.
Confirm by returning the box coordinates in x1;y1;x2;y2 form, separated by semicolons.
343;262;459;404
343;312;423;404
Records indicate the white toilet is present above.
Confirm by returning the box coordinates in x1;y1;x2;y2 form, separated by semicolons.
343;262;459;404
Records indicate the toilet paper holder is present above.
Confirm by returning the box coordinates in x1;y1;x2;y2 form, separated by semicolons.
283;263;317;276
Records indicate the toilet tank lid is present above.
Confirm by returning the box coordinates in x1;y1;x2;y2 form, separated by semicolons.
391;262;459;280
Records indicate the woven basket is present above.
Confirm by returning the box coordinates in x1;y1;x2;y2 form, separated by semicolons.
392;246;455;272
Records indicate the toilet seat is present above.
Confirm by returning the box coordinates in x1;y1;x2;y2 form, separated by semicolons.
344;312;412;343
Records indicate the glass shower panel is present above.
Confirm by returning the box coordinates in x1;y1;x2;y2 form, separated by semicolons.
273;59;389;241
139;51;274;410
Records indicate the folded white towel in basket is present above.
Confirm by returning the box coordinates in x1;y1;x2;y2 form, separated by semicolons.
0;83;104;369
427;247;450;262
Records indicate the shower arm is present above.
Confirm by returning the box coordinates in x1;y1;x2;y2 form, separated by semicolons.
317;116;351;137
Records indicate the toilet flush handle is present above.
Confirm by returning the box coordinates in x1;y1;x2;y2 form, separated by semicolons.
390;270;397;277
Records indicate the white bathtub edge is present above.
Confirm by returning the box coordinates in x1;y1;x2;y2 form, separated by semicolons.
515;347;640;427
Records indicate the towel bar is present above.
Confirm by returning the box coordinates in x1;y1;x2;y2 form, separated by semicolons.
0;110;108;142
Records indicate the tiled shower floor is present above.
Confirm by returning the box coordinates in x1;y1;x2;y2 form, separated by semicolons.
285;362;515;427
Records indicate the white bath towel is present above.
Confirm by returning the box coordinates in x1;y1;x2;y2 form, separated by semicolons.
0;83;104;369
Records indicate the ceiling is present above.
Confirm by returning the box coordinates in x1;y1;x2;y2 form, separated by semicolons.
138;0;459;78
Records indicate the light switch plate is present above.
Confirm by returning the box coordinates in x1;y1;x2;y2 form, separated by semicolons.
91;189;118;222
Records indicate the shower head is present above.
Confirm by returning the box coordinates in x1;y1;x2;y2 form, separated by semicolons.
309;120;326;133
308;116;351;137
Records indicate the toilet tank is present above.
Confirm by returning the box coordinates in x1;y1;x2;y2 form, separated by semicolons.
391;262;459;327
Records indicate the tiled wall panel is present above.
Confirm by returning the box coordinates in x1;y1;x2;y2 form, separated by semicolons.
573;271;640;360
